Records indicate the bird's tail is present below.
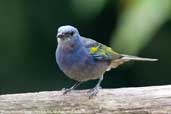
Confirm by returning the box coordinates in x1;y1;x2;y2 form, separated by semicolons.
120;54;158;61
108;54;158;70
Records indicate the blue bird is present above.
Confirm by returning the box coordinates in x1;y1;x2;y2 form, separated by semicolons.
55;25;158;98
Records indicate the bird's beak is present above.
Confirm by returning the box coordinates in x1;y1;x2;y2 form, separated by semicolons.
56;32;64;38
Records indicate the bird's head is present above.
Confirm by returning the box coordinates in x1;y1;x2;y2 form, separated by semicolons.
56;25;80;43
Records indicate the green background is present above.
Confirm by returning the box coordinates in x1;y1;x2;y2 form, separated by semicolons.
0;0;171;94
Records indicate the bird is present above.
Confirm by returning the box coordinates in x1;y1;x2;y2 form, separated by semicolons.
55;25;158;98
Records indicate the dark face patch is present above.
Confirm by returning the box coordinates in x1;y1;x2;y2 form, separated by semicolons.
57;31;75;40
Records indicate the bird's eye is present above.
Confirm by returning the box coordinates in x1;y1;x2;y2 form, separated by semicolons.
70;31;74;36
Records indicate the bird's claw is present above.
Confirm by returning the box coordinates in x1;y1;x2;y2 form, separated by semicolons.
62;88;72;95
88;86;101;99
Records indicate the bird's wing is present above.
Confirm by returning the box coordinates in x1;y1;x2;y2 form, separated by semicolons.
81;37;157;70
81;36;121;61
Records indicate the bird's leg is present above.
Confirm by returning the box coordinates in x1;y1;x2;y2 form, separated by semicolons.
88;75;103;98
63;82;81;95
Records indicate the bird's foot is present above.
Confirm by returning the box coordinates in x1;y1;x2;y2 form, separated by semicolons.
62;88;73;95
62;82;81;95
88;86;101;99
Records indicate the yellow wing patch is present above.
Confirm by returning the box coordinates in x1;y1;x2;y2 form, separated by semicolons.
90;46;99;54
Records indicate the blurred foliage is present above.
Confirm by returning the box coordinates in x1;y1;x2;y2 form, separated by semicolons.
111;0;171;54
0;0;171;94
71;0;107;20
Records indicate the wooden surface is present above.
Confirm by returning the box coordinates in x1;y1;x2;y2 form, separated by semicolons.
1;85;171;114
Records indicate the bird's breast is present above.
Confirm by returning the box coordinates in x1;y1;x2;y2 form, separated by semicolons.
56;46;109;81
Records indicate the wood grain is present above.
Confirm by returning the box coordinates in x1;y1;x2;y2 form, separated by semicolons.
1;85;171;114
